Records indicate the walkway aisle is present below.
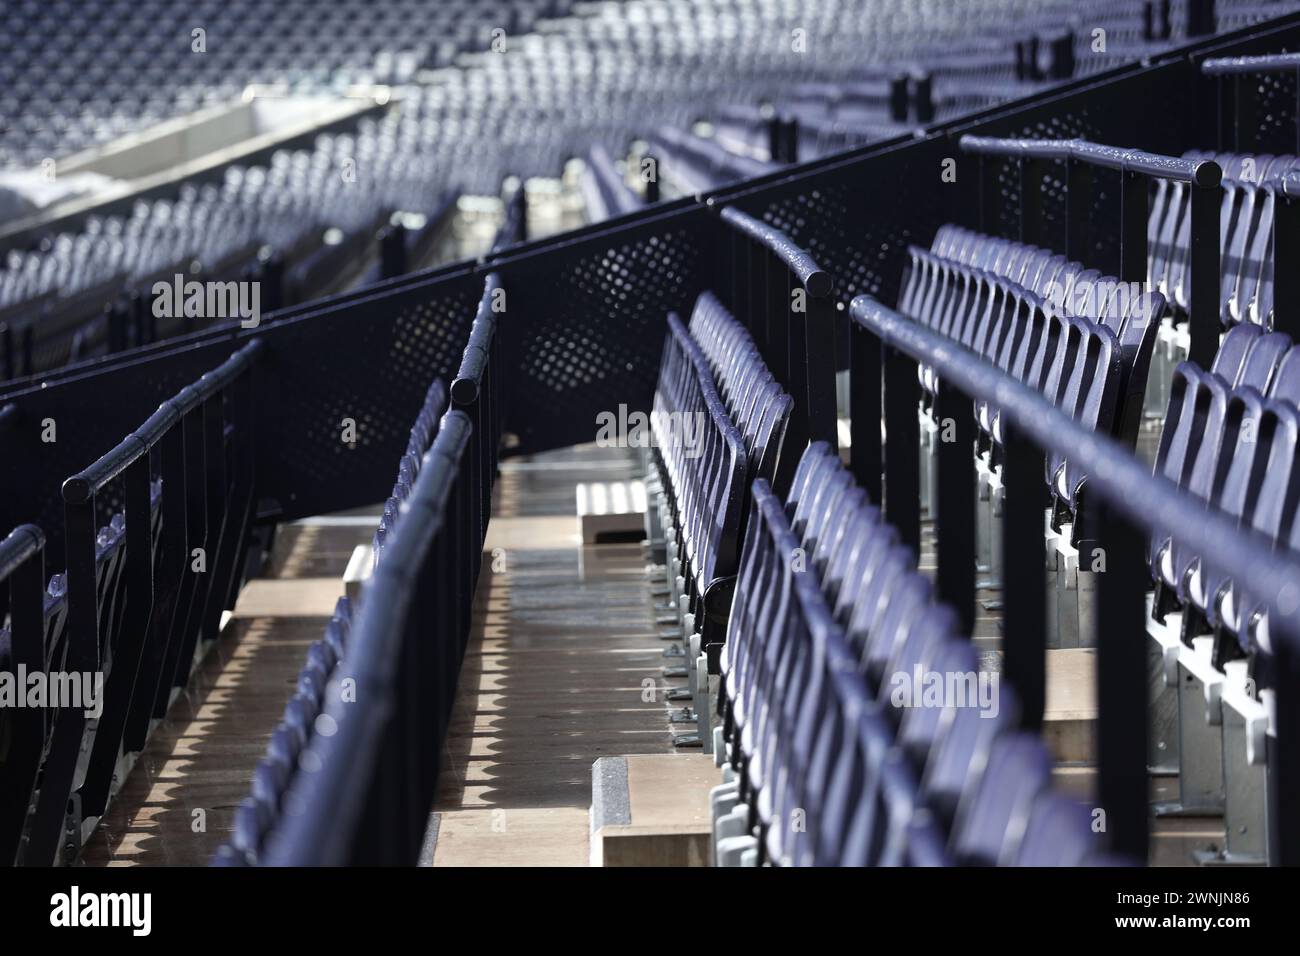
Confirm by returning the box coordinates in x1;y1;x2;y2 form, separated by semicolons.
83;518;370;865
428;444;677;866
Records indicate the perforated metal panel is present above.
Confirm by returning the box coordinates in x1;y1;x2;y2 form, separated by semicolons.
497;215;712;454
1244;66;1300;152
0;273;482;567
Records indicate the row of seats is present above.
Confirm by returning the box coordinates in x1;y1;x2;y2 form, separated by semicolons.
903;138;1298;863
255;405;480;865
904;221;1167;644
217;369;453;865
1150;150;1298;331
644;290;792;745
902;224;1163;533
0;137;458;379
216;267;506;864
375;379;450;561
1145;318;1299;863
1152;322;1298;662
0;0;568;168
710;442;1109;865
219;598;354;865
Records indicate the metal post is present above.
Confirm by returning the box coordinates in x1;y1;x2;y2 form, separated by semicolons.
1001;425;1047;731
883;346;921;555
81;454;156;818
934;381;976;636
912;73;934;125
889;75;908;124
1271;628;1300;865
802;285;838;450
125;422;187;751
1096;501;1149;861
1120;169;1148;283
1187;177;1222;368
767;116;784;163
1273;192;1300;338
380;222;409;279
0;529;44;865
850;324;883;502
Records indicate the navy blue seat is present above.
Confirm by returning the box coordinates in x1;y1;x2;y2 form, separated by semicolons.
717;442;1098;867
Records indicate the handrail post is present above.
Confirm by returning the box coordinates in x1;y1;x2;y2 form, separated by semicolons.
888;74;908;124
79;452;155;818
1120;168;1148;284
850;321;883;502
765;246;789;386
802;282;837;450
1187;173;1222;368
1236;74;1259;154
783;117;799;165
0;527;46;865
883;346;921;555
1095;499;1149;861
912;72;934;125
1273;188;1300;338
125;419;187;751
1273;629;1300;864
934;381;976;636
1001;424;1047;732
766;114;784;163
380;222;409;279
25;483;101;865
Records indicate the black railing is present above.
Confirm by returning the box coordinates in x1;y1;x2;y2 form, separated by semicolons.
959;135;1223;366
848;293;1300;864
1203;52;1300;157
14;338;261;865
0;524;46;865
1266;167;1300;338
714;204;838;492
452;273;505;547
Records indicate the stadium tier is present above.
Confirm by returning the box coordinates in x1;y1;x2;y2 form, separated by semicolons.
3;0;1300;899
